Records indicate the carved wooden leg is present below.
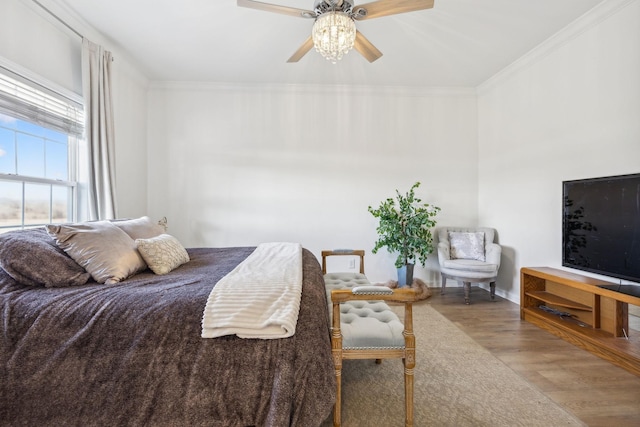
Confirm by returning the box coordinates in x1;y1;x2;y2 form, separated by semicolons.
403;302;415;427
404;360;414;427
464;282;471;304
332;302;343;427
440;273;447;295
490;281;496;300
333;362;342;427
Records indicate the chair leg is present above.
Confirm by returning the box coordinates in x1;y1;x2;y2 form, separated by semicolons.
440;273;446;295
333;364;342;427
463;282;471;304
332;303;343;427
404;358;414;427
403;302;415;427
490;281;496;300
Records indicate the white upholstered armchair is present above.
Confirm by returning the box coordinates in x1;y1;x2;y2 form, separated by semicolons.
437;227;501;304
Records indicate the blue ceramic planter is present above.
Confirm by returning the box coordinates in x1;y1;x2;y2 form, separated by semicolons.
397;264;415;287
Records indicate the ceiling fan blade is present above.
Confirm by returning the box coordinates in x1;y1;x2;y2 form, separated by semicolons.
237;0;315;18
287;36;315;63
353;30;382;63
353;0;434;20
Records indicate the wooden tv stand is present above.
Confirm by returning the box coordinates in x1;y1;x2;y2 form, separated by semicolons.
520;267;640;376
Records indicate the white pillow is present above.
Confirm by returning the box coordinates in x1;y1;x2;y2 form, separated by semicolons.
112;216;166;240
448;231;486;262
135;234;189;275
46;221;147;284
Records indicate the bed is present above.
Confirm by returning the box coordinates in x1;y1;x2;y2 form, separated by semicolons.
0;224;335;426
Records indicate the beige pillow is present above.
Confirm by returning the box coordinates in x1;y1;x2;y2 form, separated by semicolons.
112;216;166;240
136;234;190;275
46;221;147;284
449;231;486;262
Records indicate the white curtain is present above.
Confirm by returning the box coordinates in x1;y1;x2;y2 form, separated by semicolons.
82;38;117;220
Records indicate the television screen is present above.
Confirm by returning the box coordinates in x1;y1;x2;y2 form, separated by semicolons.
562;173;640;285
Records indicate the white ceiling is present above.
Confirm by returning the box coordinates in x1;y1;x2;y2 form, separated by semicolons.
56;0;604;87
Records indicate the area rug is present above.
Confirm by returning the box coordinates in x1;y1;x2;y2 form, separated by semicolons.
322;302;585;427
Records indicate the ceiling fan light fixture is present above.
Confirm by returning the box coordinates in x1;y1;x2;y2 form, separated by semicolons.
311;12;356;64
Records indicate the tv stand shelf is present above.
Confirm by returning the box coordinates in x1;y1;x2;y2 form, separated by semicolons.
521;267;640;377
526;291;592;311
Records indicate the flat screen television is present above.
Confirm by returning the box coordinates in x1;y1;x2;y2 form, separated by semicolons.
562;173;640;296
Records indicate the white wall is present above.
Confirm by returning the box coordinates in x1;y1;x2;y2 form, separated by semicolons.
147;84;478;283
110;60;149;218
1;0;149;219
0;0;81;94
477;0;640;302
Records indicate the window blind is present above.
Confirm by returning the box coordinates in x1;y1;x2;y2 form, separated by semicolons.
0;68;84;137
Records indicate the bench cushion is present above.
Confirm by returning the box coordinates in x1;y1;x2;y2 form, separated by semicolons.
324;272;405;350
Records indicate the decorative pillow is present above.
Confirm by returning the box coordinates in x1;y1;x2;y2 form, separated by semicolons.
449;231;486;262
46;221;147;284
112;216;166;240
0;228;90;287
136;234;190;275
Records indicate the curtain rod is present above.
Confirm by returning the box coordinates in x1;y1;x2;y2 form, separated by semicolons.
32;0;83;39
31;0;115;62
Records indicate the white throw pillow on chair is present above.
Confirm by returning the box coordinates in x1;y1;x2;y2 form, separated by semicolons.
448;231;485;262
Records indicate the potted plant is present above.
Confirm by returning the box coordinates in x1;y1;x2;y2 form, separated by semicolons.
368;182;441;287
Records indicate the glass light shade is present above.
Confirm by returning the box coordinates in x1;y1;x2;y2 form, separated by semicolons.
311;12;356;64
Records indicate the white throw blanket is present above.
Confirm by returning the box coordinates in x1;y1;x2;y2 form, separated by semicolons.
201;242;303;339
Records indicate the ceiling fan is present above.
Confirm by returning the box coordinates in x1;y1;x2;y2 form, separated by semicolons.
237;0;435;63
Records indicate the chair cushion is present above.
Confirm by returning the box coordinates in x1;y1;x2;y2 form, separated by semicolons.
324;272;405;350
339;301;405;349
442;259;497;273
324;272;371;302
324;272;370;288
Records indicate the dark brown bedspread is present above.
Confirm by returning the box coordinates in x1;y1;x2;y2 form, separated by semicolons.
0;247;335;426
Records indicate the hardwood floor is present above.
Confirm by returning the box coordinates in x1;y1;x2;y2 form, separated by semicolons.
427;286;640;427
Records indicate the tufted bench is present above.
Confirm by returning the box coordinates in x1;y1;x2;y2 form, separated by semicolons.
323;272;405;350
321;251;418;427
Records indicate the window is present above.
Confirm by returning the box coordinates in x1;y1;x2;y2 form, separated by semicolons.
0;64;84;232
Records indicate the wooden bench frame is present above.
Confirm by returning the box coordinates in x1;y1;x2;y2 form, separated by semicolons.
321;249;365;275
322;250;418;427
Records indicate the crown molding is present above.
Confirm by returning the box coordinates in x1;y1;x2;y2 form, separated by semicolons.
477;0;636;95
